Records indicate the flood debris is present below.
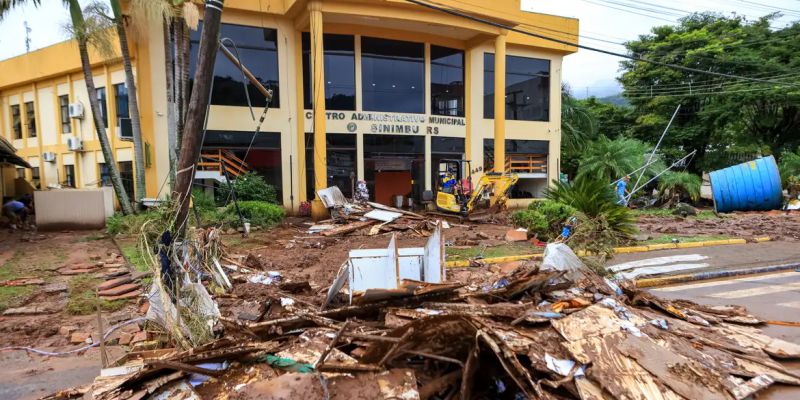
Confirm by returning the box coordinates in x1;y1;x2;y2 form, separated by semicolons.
40;239;799;400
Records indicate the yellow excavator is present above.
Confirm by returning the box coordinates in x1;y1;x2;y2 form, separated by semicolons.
435;159;519;218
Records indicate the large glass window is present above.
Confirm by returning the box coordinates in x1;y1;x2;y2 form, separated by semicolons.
484;53;550;121
11;105;21;139
305;133;357;198
24;101;36;137
96;87;108;127
114;83;129;121
361;37;424;114
430;46;464;117
190;22;280;108
302;34;356;110
59;95;71;134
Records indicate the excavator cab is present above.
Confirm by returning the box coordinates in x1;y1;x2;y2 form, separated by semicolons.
435;159;519;218
436;159;473;215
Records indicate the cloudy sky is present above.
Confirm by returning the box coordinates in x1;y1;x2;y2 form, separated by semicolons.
1;0;798;98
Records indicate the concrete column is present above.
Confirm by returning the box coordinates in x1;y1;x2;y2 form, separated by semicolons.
294;29;307;203
354;34;364;181
464;48;471;162
424;43;431;192
424;135;431;191
493;33;506;173
309;1;328;220
356;133;364;181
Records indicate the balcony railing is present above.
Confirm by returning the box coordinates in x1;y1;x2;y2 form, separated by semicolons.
198;149;249;178
505;154;547;174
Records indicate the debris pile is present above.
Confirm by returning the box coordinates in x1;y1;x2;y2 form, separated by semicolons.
73;244;800;400
311;186;442;237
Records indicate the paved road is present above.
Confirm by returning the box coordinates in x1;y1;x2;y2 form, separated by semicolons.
610;241;800;278
649;271;800;400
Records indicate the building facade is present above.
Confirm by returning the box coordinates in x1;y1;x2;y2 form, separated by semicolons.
0;0;578;212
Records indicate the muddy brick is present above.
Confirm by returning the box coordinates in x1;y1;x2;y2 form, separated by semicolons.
59;325;79;337
505;229;528;242
130;331;150;344
70;332;91;344
118;332;133;346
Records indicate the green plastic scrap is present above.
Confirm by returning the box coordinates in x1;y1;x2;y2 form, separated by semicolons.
260;354;316;374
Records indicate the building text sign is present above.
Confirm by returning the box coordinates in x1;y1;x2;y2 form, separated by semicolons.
304;111;466;136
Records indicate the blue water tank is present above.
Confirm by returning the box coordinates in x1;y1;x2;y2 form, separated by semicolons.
709;155;783;213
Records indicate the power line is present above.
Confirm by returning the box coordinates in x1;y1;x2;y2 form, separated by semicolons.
405;0;800;88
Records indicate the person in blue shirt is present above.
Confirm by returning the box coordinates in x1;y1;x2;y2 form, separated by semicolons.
2;195;31;229
616;175;630;206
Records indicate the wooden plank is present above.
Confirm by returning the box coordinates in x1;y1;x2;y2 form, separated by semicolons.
320;220;378;237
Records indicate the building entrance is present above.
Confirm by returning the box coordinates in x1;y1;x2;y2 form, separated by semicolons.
364;135;424;207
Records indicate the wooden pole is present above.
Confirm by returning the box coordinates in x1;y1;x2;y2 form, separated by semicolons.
173;0;225;236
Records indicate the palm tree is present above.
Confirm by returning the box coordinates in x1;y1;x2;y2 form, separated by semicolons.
1;0;134;214
561;87;597;154
658;171;701;206
577;135;664;182
85;0;146;208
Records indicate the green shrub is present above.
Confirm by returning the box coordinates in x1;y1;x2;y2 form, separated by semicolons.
511;200;576;241
225;201;285;228
545;175;637;257
658;171;701;203
779;148;800;186
192;188;217;212
221;172;278;203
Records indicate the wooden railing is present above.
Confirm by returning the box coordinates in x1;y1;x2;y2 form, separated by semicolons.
198;149;250;178
505;154;547;174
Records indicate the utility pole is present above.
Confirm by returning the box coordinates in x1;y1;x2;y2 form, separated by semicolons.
173;0;224;236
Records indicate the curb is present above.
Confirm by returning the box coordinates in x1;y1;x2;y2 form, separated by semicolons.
635;262;800;288
445;236;771;268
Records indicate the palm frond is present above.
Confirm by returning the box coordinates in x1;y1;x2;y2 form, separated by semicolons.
658;171;701;202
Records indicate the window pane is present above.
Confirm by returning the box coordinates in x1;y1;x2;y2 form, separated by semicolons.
506;55;550;121
361;37;424;113
99;163;112;186
190;23;280;108
114;83;129;120
11;105;21;139
302;33;356;110
484;53;550;121
24;102;36;137
430;46;464;117
96;87;108;127
118;161;134;199
64;165;75;188
59;95;71;133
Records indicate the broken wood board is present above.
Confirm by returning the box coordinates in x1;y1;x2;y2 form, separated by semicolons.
366;201;425;219
320;220;378;237
551;304;647;342
562;333;684;400
574;377;613;400
717;323;800;359
364;209;403;223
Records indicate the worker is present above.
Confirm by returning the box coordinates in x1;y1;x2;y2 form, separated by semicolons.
440;167;457;194
616;175;630;206
2;194;32;230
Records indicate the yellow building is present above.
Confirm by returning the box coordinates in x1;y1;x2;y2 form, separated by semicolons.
0;0;578;211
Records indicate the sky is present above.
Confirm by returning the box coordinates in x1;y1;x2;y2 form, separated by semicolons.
0;0;798;99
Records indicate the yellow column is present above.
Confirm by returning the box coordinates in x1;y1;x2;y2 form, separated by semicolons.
310;1;328;220
464;49;471;161
493;33;506;173
32;83;46;188
294;29;307;204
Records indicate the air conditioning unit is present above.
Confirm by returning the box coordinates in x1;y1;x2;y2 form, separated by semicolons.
68;102;84;119
42;152;56;162
118;117;133;141
66;136;83;151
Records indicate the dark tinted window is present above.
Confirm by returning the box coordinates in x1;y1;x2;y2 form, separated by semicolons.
11;105;21;139
302;33;356;110
96;87;108;127
361;37;424;113
31;166;40;188
63;165;75;188
484;53;550;121
430;46;464;117
118;161;134;199
24;101;36;137
190;23;280;108
59;95;71;134
114;83;129;120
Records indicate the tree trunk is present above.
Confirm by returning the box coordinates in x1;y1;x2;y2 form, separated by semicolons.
70;0;134;215
164;18;177;185
175;18;190;154
111;0;146;209
173;0;223;236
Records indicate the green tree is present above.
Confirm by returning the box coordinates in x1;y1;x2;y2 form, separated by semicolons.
620;13;800;172
561;88;597;178
1;0;134;214
577;135;663;182
658;171;701;205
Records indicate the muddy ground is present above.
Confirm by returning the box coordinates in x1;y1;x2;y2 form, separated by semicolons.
0;210;799;398
637;210;800;241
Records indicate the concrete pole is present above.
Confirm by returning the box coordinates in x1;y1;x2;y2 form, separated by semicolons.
493;33;507;173
310;1;328;220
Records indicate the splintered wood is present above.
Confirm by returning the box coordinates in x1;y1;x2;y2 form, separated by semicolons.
70;256;800;400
